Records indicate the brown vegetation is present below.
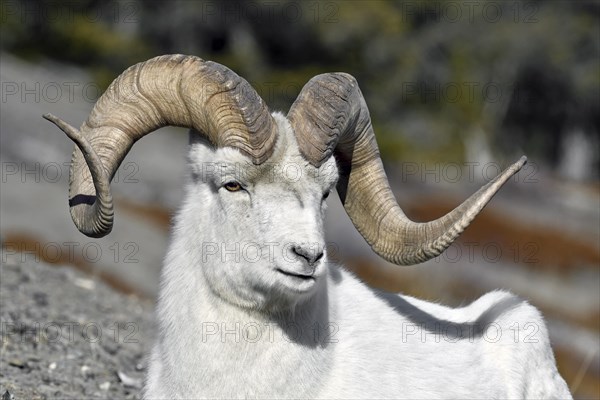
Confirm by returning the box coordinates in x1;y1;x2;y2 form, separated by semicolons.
2;232;144;297
406;198;600;272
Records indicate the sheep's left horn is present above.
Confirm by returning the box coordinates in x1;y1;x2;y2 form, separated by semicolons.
288;73;526;265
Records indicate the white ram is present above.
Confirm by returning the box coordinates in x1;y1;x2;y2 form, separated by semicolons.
45;55;571;399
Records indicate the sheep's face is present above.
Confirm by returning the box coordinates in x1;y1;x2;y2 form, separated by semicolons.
179;113;338;310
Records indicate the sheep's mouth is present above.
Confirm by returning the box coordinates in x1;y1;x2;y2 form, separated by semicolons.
276;268;315;281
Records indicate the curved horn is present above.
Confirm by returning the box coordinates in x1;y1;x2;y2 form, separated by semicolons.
288;73;526;265
44;54;277;238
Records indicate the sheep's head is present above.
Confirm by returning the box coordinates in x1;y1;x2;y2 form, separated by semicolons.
179;114;338;308
44;55;526;308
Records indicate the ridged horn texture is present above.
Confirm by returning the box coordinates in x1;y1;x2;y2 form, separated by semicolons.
288;73;527;265
44;54;277;238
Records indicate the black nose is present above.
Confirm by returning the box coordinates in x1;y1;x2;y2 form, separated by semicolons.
292;245;324;265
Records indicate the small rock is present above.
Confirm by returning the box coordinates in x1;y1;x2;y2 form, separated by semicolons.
101;340;119;355
2;390;14;400
9;359;25;368
33;291;48;307
73;277;95;290
99;381;111;391
48;362;57;370
117;370;143;389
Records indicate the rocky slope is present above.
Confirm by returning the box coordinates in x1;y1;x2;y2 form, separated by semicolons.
0;255;153;399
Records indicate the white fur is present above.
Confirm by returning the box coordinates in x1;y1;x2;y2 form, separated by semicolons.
143;113;571;399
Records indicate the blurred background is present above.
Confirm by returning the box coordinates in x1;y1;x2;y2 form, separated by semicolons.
1;0;598;397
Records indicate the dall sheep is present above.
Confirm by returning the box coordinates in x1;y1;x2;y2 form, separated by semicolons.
45;54;572;399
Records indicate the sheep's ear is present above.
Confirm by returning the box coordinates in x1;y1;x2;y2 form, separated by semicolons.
189;129;216;148
187;132;217;184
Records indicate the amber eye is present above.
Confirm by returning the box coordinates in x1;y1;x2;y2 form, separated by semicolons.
224;181;242;192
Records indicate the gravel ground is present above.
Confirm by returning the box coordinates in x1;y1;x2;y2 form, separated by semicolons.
0;255;154;399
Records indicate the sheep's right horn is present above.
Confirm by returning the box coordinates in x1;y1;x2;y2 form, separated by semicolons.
44;54;277;237
289;73;526;265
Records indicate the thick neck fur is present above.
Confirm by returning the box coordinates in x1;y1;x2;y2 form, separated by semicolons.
155;245;335;397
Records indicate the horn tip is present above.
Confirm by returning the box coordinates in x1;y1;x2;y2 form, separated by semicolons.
518;155;527;166
42;113;82;144
513;155;528;172
43;113;58;123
